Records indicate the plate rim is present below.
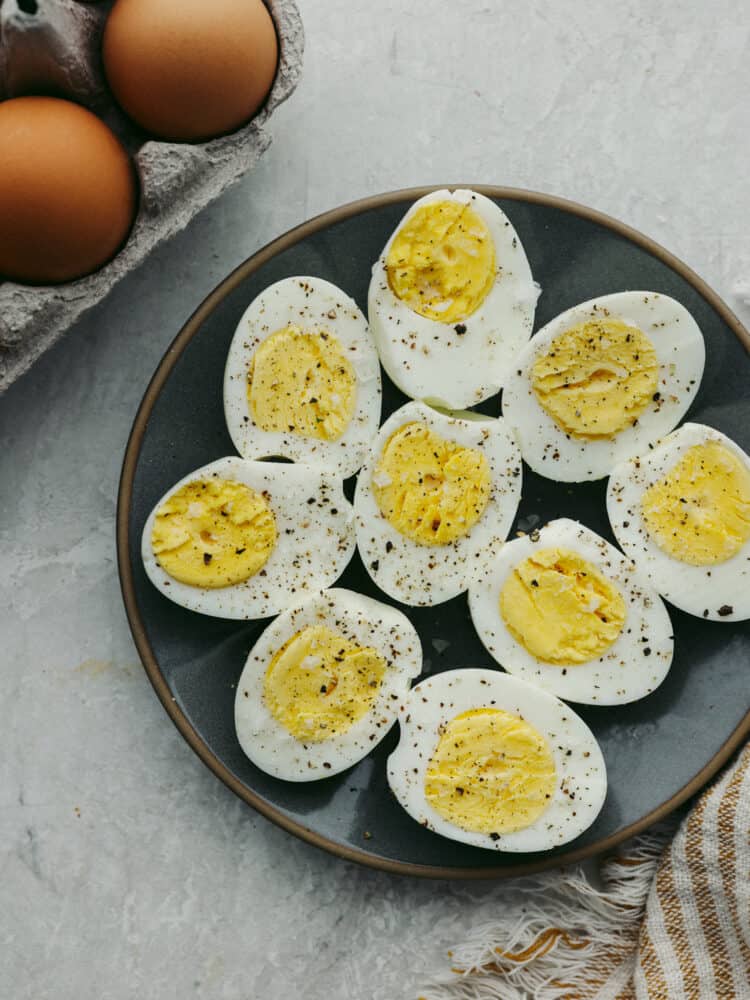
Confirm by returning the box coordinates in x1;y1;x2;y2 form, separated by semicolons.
116;184;750;879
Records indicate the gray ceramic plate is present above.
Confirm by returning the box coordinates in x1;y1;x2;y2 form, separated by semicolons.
117;186;750;878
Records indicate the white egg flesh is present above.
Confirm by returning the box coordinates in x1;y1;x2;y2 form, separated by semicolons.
141;457;355;620
468;518;674;705
608;422;750;622
224;276;382;478
368;189;538;409
502;291;705;482
234;588;422;780
387;669;606;852
354;401;522;606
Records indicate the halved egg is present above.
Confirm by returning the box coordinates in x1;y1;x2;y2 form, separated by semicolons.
141;457;355;619
354;401;522;606
468;519;674;704
234;588;422;780
608;423;750;621
387;669;607;852
502;291;705;482
368;189;538;409
224;276;382;478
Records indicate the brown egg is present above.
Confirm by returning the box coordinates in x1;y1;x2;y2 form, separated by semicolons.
0;97;137;285
103;0;279;142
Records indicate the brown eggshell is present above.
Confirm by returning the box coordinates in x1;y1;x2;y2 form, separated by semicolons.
102;0;279;142
0;96;137;285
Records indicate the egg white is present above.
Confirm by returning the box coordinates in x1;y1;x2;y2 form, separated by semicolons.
368;189;539;409
224;276;382;478
502;291;706;482
234;588;422;780
387;668;607;852
468;519;674;705
141;457;355;620
607;423;750;622
354;401;523;606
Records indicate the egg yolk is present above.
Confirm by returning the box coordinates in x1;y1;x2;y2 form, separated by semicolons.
532;319;659;439
263;625;386;743
151;478;276;588
499;547;626;665
385;200;496;323
425;708;556;834
248;325;357;440
372;422;491;546
641;442;750;566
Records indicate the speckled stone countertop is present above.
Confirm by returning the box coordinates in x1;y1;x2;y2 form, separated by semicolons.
2;2;749;997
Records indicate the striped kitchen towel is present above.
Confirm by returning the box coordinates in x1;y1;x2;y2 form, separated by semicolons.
420;742;749;999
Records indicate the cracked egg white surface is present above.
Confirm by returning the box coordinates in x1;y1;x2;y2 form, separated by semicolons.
468;519;674;705
607;423;750;622
502;291;705;482
141;457;355;620
354;401;522;606
387;669;607;852
368;189;538;409
224;276;381;478
234;588;422;780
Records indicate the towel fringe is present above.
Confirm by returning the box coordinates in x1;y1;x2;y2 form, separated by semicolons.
418;823;676;1000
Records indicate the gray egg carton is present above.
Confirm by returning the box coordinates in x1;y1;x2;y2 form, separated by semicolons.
0;0;304;394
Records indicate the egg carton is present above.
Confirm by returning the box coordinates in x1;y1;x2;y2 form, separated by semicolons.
0;0;304;394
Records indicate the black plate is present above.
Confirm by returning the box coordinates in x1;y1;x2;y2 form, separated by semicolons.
117;186;750;877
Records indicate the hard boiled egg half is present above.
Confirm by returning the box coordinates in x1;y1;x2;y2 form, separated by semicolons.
354;401;522;606
608;423;750;621
224;277;381;478
387;669;607;852
468;519;674;705
234;588;422;780
502;291;705;481
141;457;355;619
368;189;538;409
